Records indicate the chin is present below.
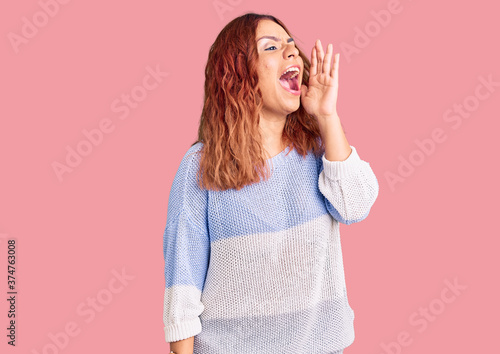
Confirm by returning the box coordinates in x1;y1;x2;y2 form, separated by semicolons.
285;101;301;115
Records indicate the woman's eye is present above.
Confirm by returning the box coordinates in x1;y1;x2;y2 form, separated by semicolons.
265;46;277;51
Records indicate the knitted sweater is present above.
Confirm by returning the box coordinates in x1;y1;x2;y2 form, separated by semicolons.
162;141;379;353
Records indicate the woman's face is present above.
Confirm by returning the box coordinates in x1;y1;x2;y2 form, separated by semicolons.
255;20;303;120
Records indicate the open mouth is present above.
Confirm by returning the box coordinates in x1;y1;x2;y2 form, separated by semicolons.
278;66;300;93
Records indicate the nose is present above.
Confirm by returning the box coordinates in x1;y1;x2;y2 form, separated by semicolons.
284;43;299;59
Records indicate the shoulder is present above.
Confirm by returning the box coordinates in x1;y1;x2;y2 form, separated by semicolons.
175;141;204;175
171;141;206;195
183;141;204;163
166;142;208;230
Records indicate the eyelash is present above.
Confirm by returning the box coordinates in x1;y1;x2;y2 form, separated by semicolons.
265;44;296;51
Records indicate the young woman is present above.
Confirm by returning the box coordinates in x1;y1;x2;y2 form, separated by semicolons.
163;12;379;354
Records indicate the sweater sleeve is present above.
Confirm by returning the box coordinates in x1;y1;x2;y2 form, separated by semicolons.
163;146;210;342
317;145;379;225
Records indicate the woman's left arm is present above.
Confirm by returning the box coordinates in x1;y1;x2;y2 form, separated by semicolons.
301;39;378;223
318;144;379;224
301;39;351;161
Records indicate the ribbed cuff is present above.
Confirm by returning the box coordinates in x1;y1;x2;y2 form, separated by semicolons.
164;317;202;343
321;145;363;180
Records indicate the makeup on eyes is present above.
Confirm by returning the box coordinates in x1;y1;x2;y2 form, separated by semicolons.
257;35;294;43
258;36;295;51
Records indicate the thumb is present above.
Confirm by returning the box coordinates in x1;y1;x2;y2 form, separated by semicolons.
300;84;307;97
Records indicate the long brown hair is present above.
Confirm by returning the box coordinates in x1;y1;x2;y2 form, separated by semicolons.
192;12;325;191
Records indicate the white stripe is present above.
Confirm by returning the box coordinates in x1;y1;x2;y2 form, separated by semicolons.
200;213;347;319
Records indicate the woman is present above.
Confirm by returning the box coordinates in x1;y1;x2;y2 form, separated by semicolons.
163;12;379;354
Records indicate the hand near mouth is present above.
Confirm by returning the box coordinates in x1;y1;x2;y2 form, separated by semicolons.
300;39;339;122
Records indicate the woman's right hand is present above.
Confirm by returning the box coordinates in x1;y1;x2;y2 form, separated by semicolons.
169;336;194;354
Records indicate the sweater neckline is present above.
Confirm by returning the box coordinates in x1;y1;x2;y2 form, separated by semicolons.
266;145;292;167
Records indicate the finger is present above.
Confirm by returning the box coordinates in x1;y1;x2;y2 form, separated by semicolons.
332;53;340;79
300;83;307;97
323;43;333;76
316;40;323;76
310;43;317;77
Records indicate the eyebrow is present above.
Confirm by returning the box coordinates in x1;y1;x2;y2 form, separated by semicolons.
257;36;294;43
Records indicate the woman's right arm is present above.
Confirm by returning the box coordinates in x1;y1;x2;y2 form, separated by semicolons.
169;336;194;354
163;145;210;346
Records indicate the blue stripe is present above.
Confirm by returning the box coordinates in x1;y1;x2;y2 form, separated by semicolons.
164;213;210;291
206;149;332;242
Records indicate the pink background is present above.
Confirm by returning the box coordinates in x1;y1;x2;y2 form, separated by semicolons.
1;0;499;353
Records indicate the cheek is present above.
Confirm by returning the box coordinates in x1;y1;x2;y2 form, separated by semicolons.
257;63;271;79
263;63;277;84
260;59;274;71
257;61;277;90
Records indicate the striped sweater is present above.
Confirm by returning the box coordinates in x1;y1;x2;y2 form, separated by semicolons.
162;141;379;353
